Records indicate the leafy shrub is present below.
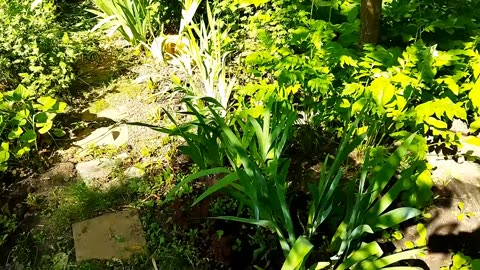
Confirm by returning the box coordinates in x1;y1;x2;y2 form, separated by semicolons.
0;85;67;171
0;0;91;95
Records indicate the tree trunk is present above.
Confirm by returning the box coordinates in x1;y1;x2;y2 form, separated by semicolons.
360;0;382;46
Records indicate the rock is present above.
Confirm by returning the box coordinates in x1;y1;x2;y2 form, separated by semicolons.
394;180;480;269
124;167;144;179
428;154;480;186
75;159;117;188
72;210;146;261
97;106;129;122
450;119;469;135
74;125;128;149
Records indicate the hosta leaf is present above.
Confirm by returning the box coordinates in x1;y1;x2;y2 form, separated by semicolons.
308;262;330;270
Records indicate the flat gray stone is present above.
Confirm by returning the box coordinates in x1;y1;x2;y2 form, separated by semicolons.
74;125;128;149
76;159;117;187
72;210;146;261
394;180;480;269
124;166;144;179
97;106;129;122
428;154;480;186
450;119;469;135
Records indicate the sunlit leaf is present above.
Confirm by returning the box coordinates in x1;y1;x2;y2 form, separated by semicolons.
281;237;313;270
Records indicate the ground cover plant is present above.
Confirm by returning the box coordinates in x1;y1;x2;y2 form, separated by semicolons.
1;0;480;269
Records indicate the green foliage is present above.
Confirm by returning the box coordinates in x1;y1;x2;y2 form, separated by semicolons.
441;252;480;270
0;85;67;171
153;0;236;109
0;212;17;247
89;0;159;45
0;0;93;95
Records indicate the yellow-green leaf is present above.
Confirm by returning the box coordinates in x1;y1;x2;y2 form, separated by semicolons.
369;77;396;107
425;117;447;129
464;136;480;146
457;213;465;221
392;231;403;240
405;241;415;249
458;202;465;211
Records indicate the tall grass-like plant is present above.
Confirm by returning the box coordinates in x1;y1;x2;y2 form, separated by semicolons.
153;0;236;109
127;96;226;169
89;0;155;45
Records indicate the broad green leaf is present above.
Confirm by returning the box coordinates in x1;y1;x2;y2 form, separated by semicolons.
424;117;447;129
337;242;384;270
36;97;57;111
12;84;33;101
368;134;415;201
372;208;421;230
20;130;36;143
371;248;425;268
441;77;460;95
38;121;53;134
308;262;330;270
281;237;314;270
369;77;395;108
